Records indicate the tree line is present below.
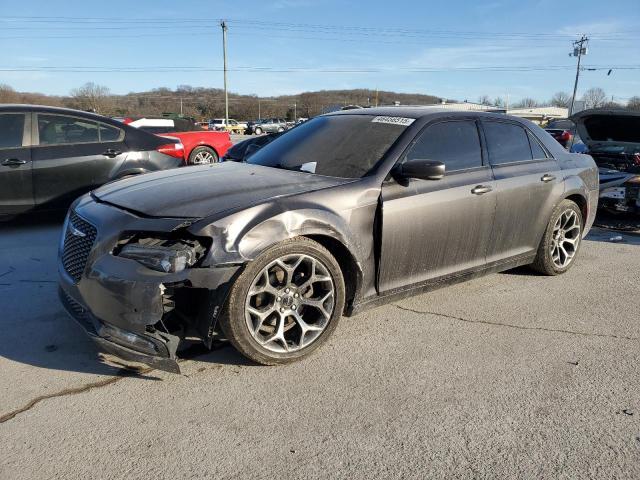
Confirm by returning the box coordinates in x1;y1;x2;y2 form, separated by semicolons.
477;88;640;111
0;83;440;120
1;82;638;120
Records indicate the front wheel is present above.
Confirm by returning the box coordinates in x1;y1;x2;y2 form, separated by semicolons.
254;127;263;135
531;199;583;275
219;238;345;365
277;127;285;132
189;146;218;165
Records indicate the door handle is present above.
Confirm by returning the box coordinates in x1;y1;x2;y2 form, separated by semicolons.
541;174;556;183
2;158;27;166
471;185;492;195
102;149;121;158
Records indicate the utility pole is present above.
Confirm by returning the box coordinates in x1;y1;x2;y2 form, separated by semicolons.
258;99;261;119
180;97;183;115
221;20;229;126
294;101;297;121
569;35;589;116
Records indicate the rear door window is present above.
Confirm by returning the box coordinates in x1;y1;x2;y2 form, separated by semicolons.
405;120;483;171
37;114;99;145
0;113;26;148
483;122;533;165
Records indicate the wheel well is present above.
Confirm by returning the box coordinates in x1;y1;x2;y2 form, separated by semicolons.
303;234;359;313
565;193;587;221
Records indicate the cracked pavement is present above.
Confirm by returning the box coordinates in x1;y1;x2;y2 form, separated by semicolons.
1;218;639;479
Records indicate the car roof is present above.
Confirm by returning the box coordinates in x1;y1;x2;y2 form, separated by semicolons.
129;118;175;127
325;106;528;123
0;103;123;125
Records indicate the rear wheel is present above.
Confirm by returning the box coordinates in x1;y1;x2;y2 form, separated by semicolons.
219;238;345;365
531;199;583;275
189;146;218;165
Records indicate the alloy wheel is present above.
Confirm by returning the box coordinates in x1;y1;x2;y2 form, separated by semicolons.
192;150;216;164
550;209;581;268
244;254;335;353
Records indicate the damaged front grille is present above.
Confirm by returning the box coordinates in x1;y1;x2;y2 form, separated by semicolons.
62;212;97;283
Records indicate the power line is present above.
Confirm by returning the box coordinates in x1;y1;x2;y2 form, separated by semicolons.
1;64;637;73
1;16;637;40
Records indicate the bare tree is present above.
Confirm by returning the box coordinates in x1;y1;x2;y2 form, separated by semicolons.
69;82;111;113
515;98;539;108
493;97;505;108
627;96;640;111
478;95;491;106
581;87;607;109
0;84;18;103
550;91;571;108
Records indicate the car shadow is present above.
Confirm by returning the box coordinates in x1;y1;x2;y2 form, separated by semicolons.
0;214;165;380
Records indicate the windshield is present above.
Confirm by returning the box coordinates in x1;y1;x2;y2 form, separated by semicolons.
246;114;409;178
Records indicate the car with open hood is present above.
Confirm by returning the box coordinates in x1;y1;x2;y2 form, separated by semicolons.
570;109;640;213
58;108;598;373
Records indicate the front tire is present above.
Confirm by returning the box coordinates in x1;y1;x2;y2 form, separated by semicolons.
531;199;583;275
219;238;345;365
189;146;218;165
254;127;263;135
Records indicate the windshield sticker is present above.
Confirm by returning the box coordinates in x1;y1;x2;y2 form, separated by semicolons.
371;116;415;126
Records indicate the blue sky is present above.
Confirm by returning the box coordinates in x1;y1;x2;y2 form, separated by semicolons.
1;0;639;104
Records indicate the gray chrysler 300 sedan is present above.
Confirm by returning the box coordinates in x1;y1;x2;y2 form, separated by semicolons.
58;108;598;372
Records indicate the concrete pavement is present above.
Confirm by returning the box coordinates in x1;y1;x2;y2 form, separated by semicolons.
0;219;639;479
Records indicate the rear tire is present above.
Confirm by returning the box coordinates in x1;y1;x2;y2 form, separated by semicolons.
188;146;218;165
531;199;583;275
219;237;345;365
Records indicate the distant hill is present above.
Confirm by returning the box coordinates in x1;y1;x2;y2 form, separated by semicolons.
0;84;442;120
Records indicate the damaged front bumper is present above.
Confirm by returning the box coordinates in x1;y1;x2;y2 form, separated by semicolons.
59;286;182;373
57;197;241;373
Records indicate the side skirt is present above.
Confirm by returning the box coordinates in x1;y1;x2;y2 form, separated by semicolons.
348;252;536;316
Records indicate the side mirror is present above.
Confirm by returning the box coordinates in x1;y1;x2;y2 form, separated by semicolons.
394;159;445;181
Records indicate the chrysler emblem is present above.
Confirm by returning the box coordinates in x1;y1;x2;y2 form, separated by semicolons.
69;222;86;238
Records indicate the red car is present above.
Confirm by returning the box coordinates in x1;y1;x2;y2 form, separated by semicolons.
125;117;232;164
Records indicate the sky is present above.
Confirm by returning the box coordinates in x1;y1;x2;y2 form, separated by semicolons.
1;0;639;104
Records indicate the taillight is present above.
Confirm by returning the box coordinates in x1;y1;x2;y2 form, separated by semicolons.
157;143;185;161
633;153;640;166
560;130;571;141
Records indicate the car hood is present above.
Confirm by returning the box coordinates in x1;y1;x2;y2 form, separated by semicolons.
92;162;354;219
570;109;640;151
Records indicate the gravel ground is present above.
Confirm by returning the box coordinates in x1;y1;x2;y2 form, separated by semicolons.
0;218;639;479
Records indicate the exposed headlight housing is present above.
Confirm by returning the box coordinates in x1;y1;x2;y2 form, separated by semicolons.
624;176;640;185
117;235;206;273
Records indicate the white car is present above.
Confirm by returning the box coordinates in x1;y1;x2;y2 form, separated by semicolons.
209;118;247;133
